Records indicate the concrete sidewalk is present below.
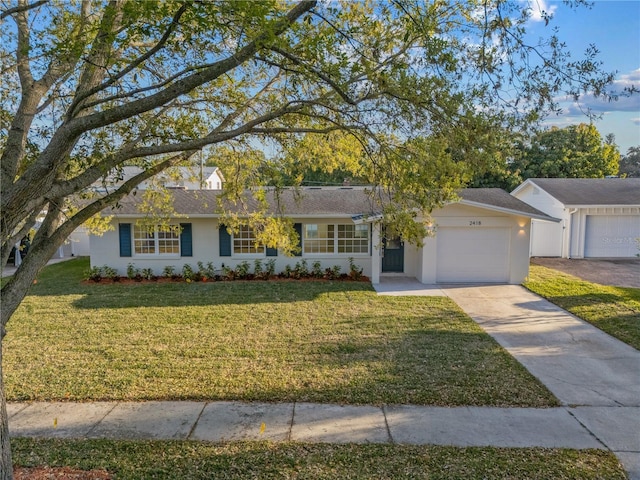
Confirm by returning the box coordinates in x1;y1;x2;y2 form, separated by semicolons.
6;400;616;449
1;256;75;278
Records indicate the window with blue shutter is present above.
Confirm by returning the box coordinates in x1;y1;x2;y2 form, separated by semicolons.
180;223;192;257
219;225;231;256
119;223;132;257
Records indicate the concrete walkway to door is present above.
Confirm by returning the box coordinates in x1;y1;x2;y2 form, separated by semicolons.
374;279;640;478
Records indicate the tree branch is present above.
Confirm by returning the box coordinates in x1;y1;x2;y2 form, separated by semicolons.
0;0;48;20
68;2;191;118
269;46;357;105
2;1;316;236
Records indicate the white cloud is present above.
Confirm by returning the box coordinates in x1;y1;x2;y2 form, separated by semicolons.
528;0;558;23
554;67;640;116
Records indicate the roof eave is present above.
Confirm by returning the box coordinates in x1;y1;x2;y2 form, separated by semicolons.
458;199;561;222
562;204;640;208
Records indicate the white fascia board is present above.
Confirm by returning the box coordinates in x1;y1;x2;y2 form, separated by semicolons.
458;199;561;222
562;204;640;209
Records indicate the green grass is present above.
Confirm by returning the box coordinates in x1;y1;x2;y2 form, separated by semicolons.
525;265;640;350
3;258;557;407
11;438;627;480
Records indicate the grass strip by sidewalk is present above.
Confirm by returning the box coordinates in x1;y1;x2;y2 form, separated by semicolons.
12;438;627;480
4;258;557;407
525;265;640;350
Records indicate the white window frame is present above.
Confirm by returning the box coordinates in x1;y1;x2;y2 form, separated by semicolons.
303;224;335;254
232;225;265;255
303;223;370;255
133;224;180;257
337;224;370;254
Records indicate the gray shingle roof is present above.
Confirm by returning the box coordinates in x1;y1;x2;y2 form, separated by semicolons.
458;188;550;217
524;178;640;205
109;186;552;219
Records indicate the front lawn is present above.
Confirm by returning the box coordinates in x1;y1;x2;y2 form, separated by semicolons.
3;258;556;407
12;439;627;480
525;265;640;350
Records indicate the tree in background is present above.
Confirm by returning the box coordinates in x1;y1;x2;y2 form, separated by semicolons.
512;123;620;180
619;146;640;177
0;1;622;476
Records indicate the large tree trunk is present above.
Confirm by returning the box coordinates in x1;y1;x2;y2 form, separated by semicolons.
0;222;67;480
0;342;13;480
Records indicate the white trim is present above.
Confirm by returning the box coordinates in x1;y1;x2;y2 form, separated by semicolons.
458;199;560;222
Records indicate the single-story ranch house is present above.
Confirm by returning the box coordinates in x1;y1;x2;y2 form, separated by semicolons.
90;187;554;284
511;178;640;258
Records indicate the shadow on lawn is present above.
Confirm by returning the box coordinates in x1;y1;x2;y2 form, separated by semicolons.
69;280;375;309
548;291;640;306
4;321;557;407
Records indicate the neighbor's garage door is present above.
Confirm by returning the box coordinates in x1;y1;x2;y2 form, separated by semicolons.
584;215;640;257
436;227;510;283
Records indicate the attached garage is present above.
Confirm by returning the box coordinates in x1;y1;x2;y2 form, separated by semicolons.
436;227;510;283
407;190;553;285
584;215;640;257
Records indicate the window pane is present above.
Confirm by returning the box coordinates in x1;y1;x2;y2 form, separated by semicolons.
133;225;180;255
133;225;156;254
233;225;264;254
336;224;369;253
304;224;334;253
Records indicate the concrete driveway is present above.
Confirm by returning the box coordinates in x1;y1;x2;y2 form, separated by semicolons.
531;257;640;288
443;284;640;479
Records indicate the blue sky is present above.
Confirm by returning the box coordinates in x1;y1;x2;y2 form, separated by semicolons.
528;0;640;153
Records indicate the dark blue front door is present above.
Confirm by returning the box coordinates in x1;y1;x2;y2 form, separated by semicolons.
382;236;404;272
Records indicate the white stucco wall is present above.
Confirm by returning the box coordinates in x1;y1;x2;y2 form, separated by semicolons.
512;182;565;257
90;217;373;278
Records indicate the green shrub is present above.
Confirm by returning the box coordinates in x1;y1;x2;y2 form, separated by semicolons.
235;261;251;279
85;266;103;282
348;257;363;280
141;268;155;281
102;265;119;281
312;261;323;278
294;259;309;278
182;264;195;281
162;265;176;278
265;259;276;277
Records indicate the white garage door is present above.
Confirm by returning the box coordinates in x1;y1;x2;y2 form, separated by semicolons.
585;215;640;257
436;227;510;283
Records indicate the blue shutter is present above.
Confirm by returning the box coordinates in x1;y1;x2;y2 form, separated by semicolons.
180;223;192;257
219;225;231;256
119;223;132;257
294;223;302;256
266;246;278;257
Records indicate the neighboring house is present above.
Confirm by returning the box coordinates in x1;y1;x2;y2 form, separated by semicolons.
512;178;640;258
90;187;553;284
92;165;224;191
